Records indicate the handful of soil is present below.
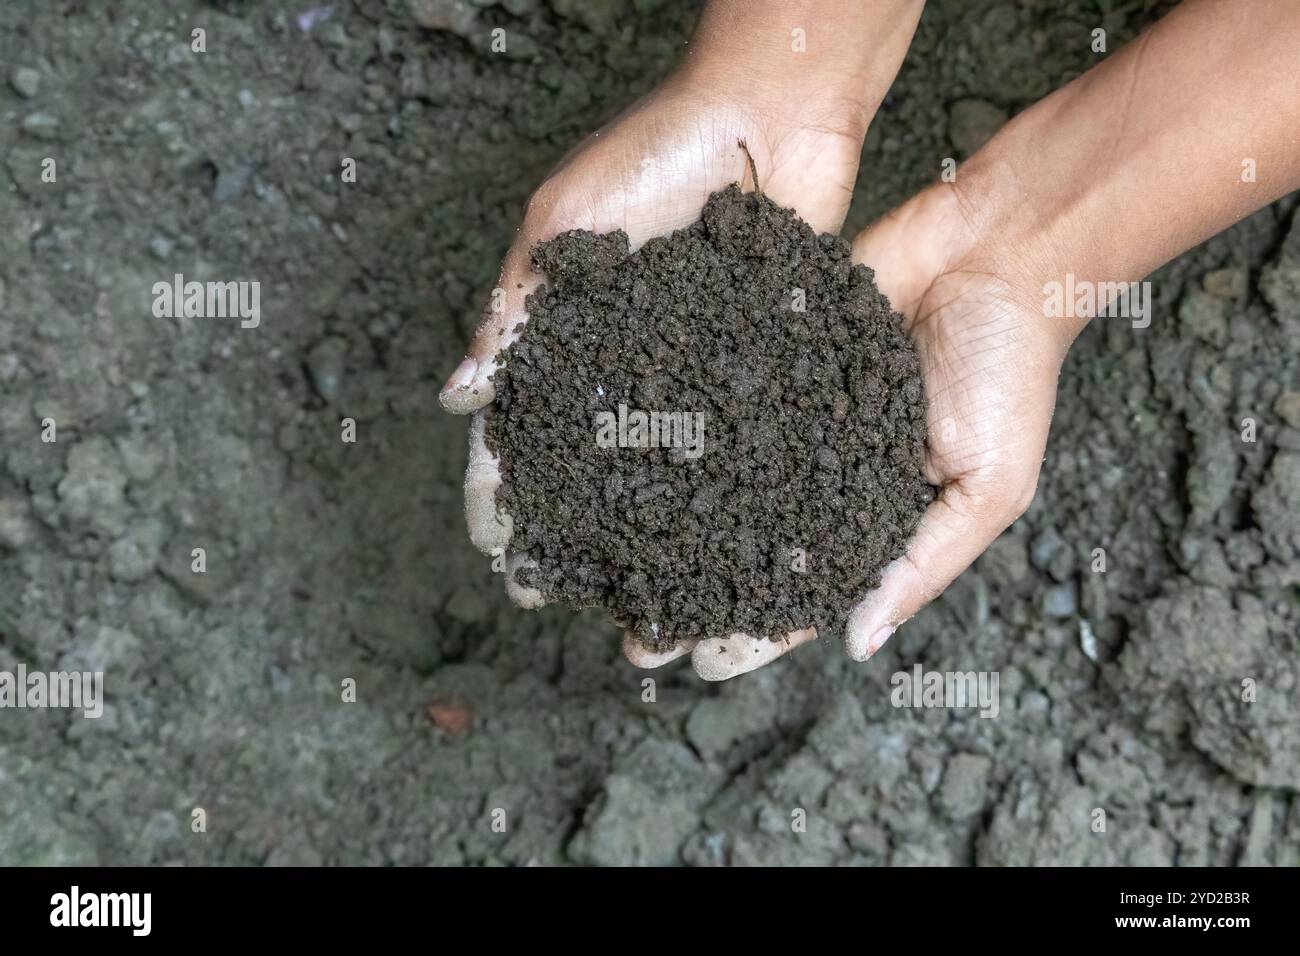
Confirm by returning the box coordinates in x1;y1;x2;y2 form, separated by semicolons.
486;184;933;651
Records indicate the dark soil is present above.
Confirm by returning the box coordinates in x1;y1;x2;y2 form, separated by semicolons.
487;185;934;648
6;0;1299;869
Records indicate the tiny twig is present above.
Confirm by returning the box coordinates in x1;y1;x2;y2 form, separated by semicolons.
737;138;761;195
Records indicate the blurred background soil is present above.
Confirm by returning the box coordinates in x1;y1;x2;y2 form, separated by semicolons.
1;0;1297;865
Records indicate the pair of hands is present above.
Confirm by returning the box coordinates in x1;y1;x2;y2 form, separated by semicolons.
439;66;1064;681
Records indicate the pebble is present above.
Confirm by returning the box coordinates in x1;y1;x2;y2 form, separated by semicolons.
1042;582;1078;619
938;753;992;818
1179;287;1228;344
9;66;40;98
212;162;254;203
410;0;478;35
306;336;348;402
0;500;36;549
1029;526;1065;572
1273;391;1300;428
20;111;60;140
109;518;166;583
1202;267;1247;300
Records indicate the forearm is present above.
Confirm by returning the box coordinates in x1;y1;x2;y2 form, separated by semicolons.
682;0;927;136
958;0;1300;340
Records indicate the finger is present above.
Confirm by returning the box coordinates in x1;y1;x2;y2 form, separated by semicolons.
848;186;973;320
843;483;1023;661
464;411;512;554
692;628;817;682
621;632;699;669
440;242;544;414
504;552;546;610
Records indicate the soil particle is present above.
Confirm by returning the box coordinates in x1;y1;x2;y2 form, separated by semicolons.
410;0;479;35
57;438;129;536
488;185;933;647
9;65;40;98
938;752;993;819
1202;267;1248;300
426;697;473;736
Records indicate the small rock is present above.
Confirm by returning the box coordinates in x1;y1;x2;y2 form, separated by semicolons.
1042;582;1077;619
938;753;992;818
410;0;478;35
158;546;222;605
0;499;36;549
501;32;540;60
1029;526;1066;573
58;624;143;687
57;438;128;535
568;775;688;866
212;162;254;203
550;0;625;35
399;58;427;99
1018;690;1050;718
946;98;1007;156
1187;428;1238;523
9;66;41;98
115;433;166;483
976;533;1029;590
1078;619;1099;662
306;336;348;402
425;697;473;736
1202;267;1247;300
109;518;166;583
1273;391;1300;428
20;111;60;140
1178;287;1228;344
317;22;351;49
684;688;773;760
139;811;181;849
845;821;889;857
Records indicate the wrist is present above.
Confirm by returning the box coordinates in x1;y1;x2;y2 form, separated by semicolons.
942;120;1096;351
679;0;925;142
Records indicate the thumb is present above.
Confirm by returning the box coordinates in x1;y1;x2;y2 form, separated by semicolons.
439;241;543;415
843;476;1034;662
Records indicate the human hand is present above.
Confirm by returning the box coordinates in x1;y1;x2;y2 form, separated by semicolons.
440;2;926;638
640;181;1066;679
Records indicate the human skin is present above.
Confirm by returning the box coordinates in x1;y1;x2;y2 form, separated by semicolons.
442;0;1300;680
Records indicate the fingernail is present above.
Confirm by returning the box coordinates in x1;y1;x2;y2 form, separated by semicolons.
864;625;896;659
440;357;477;398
